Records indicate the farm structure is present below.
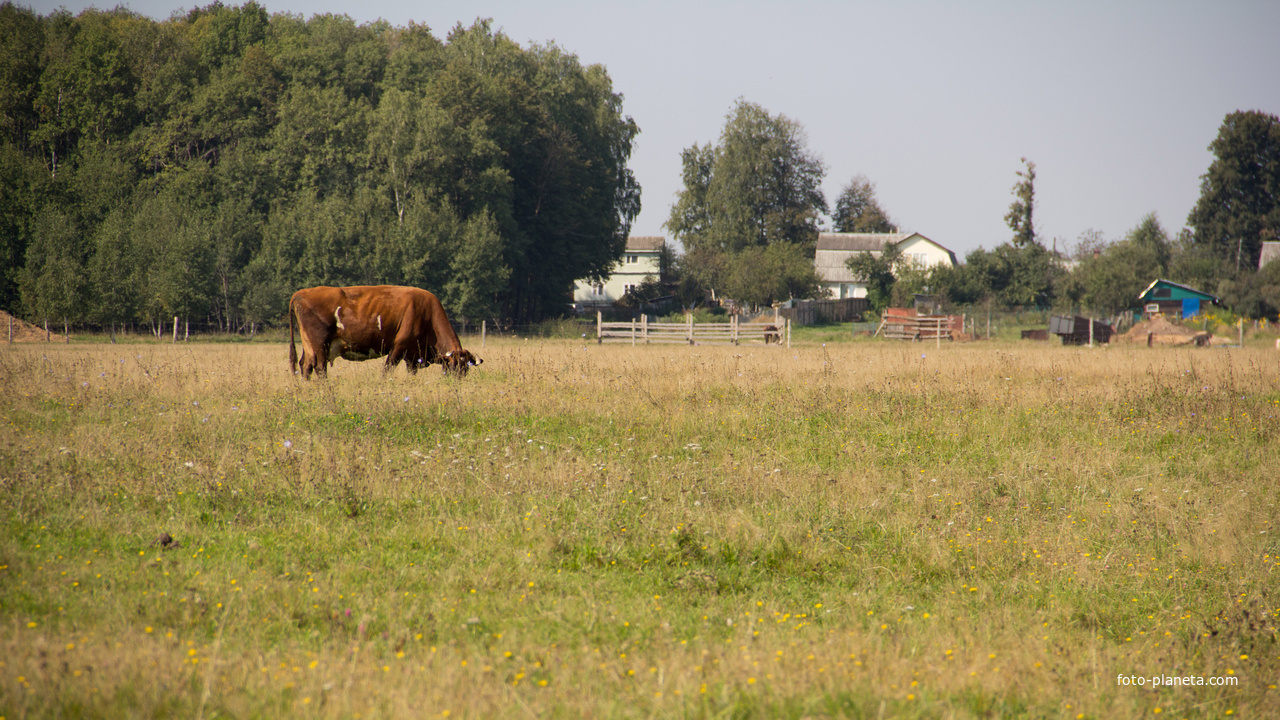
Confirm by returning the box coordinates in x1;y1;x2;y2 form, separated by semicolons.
1137;279;1218;319
876;308;966;341
595;312;789;346
777;297;868;326
1048;315;1114;345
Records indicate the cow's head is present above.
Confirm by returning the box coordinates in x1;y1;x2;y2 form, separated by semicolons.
441;349;483;378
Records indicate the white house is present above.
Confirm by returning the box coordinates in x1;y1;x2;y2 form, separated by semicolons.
814;232;957;299
573;236;665;307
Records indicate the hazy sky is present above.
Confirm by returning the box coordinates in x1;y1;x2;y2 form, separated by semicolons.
30;0;1280;258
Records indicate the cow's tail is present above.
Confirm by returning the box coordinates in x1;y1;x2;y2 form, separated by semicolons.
288;296;299;375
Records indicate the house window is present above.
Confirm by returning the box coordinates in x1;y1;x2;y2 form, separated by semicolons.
1153;287;1171;299
910;253;928;266
592;284;605;297
626;254;639;264
624;284;637;295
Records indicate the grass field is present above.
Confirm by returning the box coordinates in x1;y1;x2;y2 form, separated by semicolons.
1;337;1278;718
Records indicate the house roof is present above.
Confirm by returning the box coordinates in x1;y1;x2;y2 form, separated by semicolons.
815;232;910;252
1137;278;1219;303
626;236;665;253
814;232;956;283
1260;241;1280;269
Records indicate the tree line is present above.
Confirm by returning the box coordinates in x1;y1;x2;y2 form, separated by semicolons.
661;102;1280;319
0;2;640;332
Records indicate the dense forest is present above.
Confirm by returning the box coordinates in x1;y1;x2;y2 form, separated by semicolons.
0;1;640;332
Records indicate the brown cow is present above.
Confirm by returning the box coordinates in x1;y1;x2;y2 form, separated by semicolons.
288;285;482;379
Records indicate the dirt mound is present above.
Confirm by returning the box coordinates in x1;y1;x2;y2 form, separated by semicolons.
1118;316;1209;346
0;310;68;343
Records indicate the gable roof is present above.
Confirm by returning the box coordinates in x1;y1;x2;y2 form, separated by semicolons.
815;232;910;253
625;236;665;253
1138;278;1219;303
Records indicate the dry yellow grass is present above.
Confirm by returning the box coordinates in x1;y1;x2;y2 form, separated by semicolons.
1;339;1278;718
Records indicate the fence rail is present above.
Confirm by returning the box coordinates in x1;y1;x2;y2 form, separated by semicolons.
596;312;789;346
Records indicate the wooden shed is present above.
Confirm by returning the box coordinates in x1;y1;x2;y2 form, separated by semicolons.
1137;279;1218;319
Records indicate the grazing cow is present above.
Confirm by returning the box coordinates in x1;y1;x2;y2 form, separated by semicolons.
289;285;482;379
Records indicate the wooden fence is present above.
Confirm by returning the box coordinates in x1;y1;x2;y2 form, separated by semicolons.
778;297;868;326
596;312;790;347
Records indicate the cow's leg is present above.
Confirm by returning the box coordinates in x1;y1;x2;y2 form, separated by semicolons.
311;330;331;379
296;315;326;379
390;330;427;376
383;348;404;375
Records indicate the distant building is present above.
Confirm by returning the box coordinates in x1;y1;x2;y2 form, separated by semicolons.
572;236;664;308
1260;241;1280;270
1137;279;1218;319
814;232;957;299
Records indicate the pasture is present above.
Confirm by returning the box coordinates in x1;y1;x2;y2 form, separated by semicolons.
1;338;1278;718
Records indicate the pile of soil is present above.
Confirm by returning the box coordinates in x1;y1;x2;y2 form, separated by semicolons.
1118;316;1211;346
0;310;68;343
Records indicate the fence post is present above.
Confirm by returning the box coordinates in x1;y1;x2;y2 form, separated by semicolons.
7;315;11;344
481;320;486;347
786;319;791;348
597;311;602;344
642;314;648;344
732;314;739;345
631;318;636;345
687;313;693;345
1089;317;1094;348
172;316;178;343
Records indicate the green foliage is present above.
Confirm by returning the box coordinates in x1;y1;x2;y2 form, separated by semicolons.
665;100;825;306
18;205;85;323
668;100;826;256
844;242;901;313
1004;157;1037;248
888;257;936;308
941;242;1057;309
1187;110;1280;272
0;6;639;327
832;175;896;233
722;243;822;308
1073;214;1172;313
1216;259;1280;321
